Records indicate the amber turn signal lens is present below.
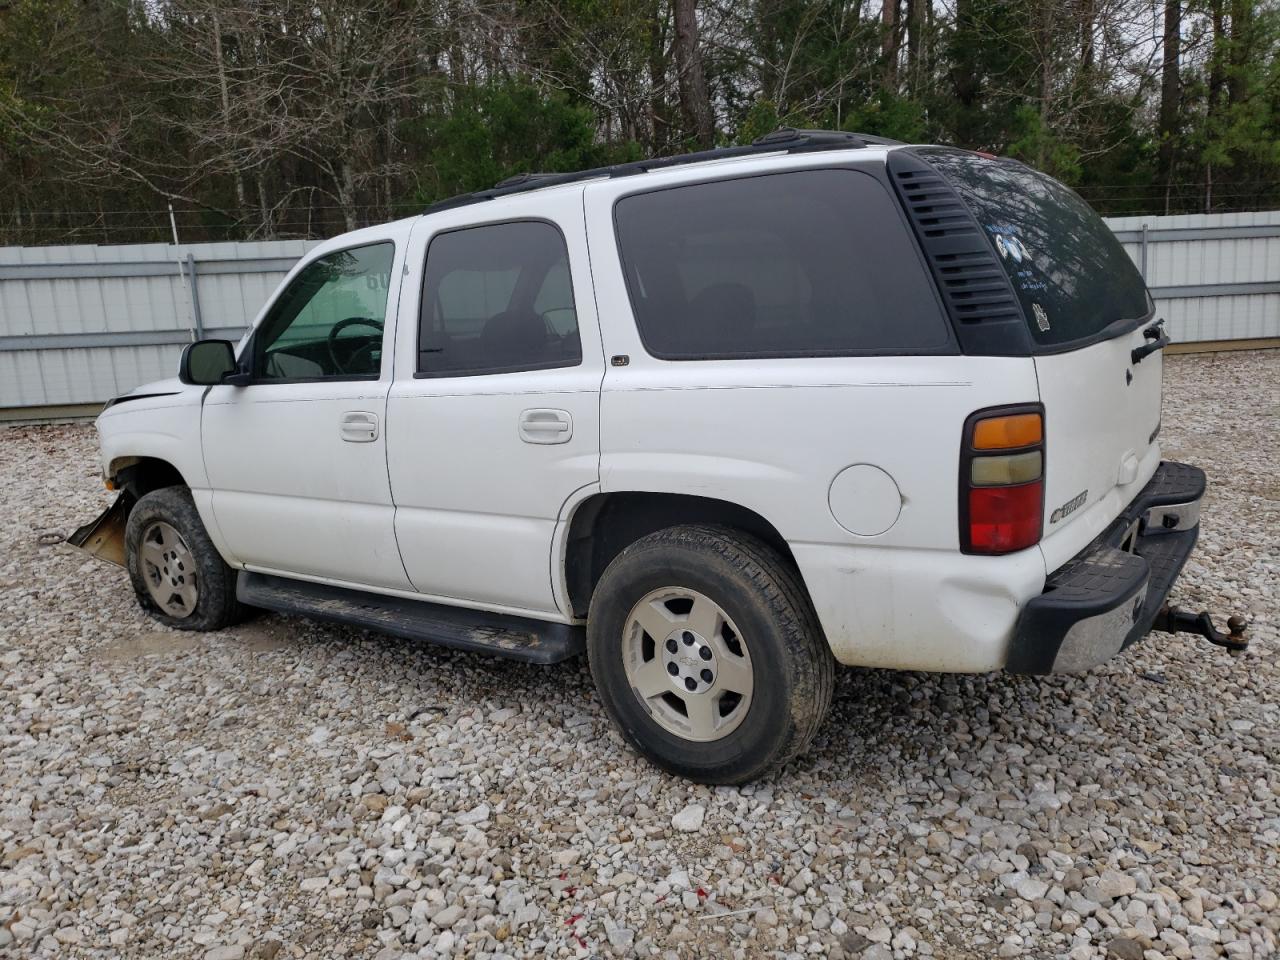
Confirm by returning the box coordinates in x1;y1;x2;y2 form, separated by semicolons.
973;413;1042;450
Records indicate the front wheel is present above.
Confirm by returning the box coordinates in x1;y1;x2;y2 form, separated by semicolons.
124;486;246;631
587;525;834;784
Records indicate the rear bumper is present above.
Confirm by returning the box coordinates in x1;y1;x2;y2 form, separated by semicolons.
1006;461;1205;674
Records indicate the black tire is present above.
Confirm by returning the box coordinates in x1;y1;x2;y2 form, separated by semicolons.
125;485;246;631
587;524;834;784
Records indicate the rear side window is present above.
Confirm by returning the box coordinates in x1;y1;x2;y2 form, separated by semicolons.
919;149;1152;347
613;169;951;360
418;220;582;377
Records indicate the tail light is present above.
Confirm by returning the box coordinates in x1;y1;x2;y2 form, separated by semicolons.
960;405;1044;554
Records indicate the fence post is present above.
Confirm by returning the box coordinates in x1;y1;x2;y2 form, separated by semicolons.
1140;224;1149;281
186;253;204;339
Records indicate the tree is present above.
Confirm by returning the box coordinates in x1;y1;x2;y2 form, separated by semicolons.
673;0;716;147
1159;0;1182;212
882;0;901;88
2;0;1279;246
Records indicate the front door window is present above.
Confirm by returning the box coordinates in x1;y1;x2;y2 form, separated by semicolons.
254;242;395;380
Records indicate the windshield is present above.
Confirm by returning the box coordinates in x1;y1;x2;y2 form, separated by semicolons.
919;149;1152;348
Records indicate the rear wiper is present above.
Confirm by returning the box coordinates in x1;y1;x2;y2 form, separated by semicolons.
1132;319;1171;365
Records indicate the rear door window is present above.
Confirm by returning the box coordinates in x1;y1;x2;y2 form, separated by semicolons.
613;169;951;360
918;149;1152;348
417;220;582;377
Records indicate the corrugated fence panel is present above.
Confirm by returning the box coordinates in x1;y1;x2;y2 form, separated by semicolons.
1107;210;1280;345
1;238;320;409
2;212;1277;411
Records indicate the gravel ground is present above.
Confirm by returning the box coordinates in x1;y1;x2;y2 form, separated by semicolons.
1;350;1277;960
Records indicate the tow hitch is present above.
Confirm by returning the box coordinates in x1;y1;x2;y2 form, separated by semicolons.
1151;605;1249;653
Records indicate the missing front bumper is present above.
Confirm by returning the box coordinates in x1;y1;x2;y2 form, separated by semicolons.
66;492;133;567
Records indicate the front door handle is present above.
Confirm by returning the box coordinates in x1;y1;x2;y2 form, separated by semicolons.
519;408;572;444
340;411;379;443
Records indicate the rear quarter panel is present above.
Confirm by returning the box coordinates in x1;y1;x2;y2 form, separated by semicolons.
583;156;1047;670
590;357;1046;670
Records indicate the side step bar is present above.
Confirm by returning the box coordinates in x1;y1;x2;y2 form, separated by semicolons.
236;572;585;665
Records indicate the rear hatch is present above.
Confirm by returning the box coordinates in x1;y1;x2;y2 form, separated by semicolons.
919;150;1163;570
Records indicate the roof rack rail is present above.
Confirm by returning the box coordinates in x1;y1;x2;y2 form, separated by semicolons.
423;128;902;215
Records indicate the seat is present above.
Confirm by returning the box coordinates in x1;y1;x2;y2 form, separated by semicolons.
687;282;757;354
479;309;548;365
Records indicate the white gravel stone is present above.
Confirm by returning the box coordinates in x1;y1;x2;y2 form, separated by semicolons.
1088;870;1139;903
0;351;1276;958
607;926;634;948
1015;878;1050;903
455;802;489;824
670;803;705;832
432;905;463;929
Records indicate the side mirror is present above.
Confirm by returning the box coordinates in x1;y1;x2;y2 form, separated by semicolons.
179;339;237;385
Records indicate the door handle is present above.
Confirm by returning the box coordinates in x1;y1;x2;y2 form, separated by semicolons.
340;411;379;443
1118;450;1139;485
519;408;572;444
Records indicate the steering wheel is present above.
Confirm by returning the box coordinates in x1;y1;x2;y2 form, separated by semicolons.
327;317;384;374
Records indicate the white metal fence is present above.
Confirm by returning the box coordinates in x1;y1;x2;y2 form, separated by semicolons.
0;239;320;412
1110;210;1280;344
1;211;1277;413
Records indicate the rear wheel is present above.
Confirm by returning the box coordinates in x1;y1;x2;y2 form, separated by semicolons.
125;486;246;631
587;524;834;784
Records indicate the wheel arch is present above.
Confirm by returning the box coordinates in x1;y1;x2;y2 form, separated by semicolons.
109;455;188;498
561;491;802;619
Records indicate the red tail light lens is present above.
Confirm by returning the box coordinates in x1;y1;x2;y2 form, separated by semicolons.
968;482;1043;553
961;405;1045;555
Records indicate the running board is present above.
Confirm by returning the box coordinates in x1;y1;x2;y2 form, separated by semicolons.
236;572;584;664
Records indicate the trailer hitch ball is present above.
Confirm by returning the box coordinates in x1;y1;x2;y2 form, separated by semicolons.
1224;616;1250;655
1152;605;1249;654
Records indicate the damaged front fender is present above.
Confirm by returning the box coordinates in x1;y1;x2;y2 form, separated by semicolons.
67;492;134;567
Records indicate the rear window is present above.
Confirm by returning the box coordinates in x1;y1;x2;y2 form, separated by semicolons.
919;149;1152;348
613;169;951;360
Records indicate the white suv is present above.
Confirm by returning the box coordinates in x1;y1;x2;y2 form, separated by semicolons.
74;129;1242;783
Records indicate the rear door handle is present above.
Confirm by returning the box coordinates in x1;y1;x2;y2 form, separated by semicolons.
1118;450;1140;485
519;408;572;444
340;411;379;442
